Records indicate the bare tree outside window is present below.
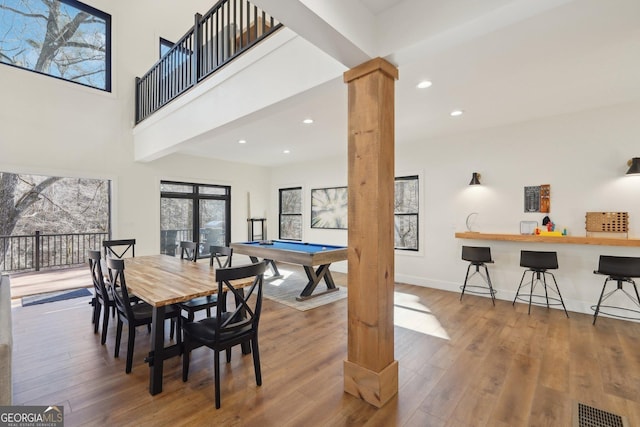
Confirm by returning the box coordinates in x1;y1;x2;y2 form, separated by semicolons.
279;187;302;240
394;176;419;250
0;172;110;271
0;0;111;91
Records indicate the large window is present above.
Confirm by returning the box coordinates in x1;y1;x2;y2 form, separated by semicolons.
394;176;419;251
0;0;111;91
160;181;230;258
279;187;302;240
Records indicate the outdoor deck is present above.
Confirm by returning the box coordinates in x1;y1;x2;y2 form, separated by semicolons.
8;266;90;303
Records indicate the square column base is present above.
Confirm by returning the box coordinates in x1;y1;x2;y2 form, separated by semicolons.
344;359;398;408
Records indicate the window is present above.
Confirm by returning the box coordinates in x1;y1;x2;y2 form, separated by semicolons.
0;0;111;91
159;37;173;58
279;187;302;240
395;176;419;251
160;181;230;258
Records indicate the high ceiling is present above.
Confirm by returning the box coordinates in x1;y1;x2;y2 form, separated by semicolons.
170;0;640;167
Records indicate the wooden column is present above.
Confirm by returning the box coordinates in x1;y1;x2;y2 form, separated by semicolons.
343;57;398;408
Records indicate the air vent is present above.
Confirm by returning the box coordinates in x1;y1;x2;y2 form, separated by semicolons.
573;402;629;427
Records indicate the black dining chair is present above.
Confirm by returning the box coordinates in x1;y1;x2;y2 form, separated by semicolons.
103;239;136;259
180;241;198;261
88;250;116;345
106;257;180;373
182;261;267;409
179;245;233;322
592;255;640;325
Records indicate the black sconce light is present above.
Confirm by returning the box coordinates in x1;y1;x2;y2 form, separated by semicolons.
469;172;481;185
626;158;640;175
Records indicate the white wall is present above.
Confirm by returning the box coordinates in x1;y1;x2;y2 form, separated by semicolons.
269;100;640;316
0;1;270;256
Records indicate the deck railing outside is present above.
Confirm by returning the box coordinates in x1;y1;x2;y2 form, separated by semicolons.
135;0;282;124
0;231;108;273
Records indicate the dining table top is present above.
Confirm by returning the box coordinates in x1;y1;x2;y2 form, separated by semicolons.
121;254;250;308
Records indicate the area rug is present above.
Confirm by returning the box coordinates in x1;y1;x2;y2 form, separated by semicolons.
22;287;92;307
262;268;347;311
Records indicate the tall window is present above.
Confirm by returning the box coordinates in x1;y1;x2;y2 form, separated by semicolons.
395;176;419;251
0;0;111;91
160;181;230;258
279;187;302;240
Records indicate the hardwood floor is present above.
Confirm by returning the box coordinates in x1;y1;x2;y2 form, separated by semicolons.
10;269;640;426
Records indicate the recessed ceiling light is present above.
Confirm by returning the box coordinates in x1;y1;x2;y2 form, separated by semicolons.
283;150;290;154
450;110;464;117
238;139;247;144
416;80;432;89
302;118;314;124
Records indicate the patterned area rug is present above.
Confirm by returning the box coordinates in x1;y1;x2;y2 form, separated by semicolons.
21;287;92;307
262;268;347;311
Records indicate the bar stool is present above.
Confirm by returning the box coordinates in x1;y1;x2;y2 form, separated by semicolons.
592;255;640;325
513;250;569;317
460;246;496;305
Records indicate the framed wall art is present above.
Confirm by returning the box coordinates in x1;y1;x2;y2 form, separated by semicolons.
311;186;348;229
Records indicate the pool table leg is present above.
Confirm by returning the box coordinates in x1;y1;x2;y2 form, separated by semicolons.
249;256;281;278
297;264;339;301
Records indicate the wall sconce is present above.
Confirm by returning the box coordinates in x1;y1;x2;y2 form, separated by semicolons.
626;158;640;175
469;172;481;185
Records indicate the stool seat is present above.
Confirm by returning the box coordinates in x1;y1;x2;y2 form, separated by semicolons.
513;250;568;317
460;246;496;305
592;255;640;324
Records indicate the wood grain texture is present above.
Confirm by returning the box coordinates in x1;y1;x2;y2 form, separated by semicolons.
10;266;640;426
455;231;640;247
345;57;398;406
122;255;251;307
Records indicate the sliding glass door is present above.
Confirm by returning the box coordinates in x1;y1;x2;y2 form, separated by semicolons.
160;181;230;258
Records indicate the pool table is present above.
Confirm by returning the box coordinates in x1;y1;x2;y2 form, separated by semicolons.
230;240;348;301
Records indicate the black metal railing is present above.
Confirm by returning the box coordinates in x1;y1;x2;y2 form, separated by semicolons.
0;231;108;273
135;0;282;124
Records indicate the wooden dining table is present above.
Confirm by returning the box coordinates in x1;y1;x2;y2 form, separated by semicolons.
122;255;251;395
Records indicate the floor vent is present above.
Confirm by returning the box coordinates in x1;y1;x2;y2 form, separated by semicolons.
573;402;629;427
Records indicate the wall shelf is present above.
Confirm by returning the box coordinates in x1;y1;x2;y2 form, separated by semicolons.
455;232;640;247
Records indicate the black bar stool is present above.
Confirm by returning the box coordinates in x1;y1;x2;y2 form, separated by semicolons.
460;246;496;305
592;255;640;325
513;250;569;317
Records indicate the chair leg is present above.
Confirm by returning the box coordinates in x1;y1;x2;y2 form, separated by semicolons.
460;263;473;301
101;303;110;345
513;270;529;306
206;307;212;317
114;319;123;358
93;301;101;333
251;337;262;386
170;318;175;340
593;279;609;325
542;273;551;308
125;326;136;374
483;264;496;306
226;348;232;363
182;342;190;382
214;350;221;409
547;272;569;318
528;272;535;315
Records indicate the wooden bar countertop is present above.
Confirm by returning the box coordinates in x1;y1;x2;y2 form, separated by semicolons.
455;232;640;247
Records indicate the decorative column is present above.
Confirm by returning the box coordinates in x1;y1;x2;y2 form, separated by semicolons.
343;57;398;408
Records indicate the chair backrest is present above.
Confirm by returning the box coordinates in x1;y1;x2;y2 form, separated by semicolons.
180;241;198;262
106;258;135;321
210;245;233;268
88;250;109;302
461;246;492;263
214;262;267;340
103;239;136;259
597;255;640;278
520;250;558;270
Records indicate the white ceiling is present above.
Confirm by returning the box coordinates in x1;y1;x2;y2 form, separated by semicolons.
178;0;640;167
